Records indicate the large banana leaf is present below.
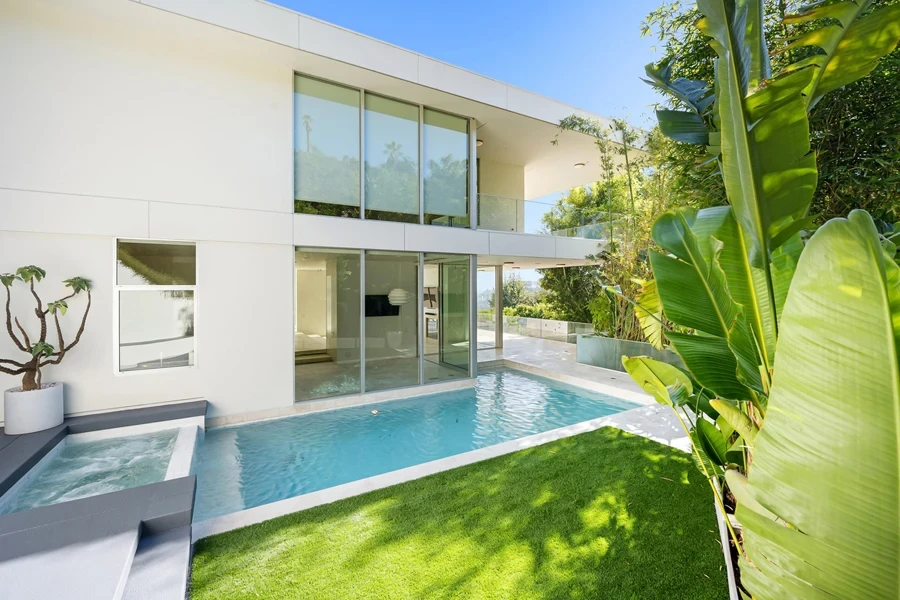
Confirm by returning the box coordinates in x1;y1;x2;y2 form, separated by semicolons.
783;0;900;110
698;0;818;265
732;211;900;599
633;278;665;350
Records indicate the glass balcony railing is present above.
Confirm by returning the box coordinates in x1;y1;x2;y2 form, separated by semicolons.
476;194;619;241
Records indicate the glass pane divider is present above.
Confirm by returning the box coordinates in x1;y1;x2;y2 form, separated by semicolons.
359;248;366;392
417;252;424;385
418;105;425;225
359;92;366;221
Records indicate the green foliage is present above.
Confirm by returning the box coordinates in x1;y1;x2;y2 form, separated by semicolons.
628;0;900;594
642;0;900;223
15;265;46;283
501;302;561;320
46;300;68;316
29;342;55;358
63;277;91;293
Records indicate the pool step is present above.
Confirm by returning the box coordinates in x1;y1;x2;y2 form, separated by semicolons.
295;351;332;365
122;526;192;600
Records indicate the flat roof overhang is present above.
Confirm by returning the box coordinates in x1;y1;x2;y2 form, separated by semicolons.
126;0;636;199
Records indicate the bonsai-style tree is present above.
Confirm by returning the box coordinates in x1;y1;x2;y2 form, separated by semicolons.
1;266;91;391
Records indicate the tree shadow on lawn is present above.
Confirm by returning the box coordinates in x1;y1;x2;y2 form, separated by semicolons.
191;427;728;600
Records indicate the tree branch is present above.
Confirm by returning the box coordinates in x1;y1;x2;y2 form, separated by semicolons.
0;363;26;376
43;290;91;366
42;290;78;315
14;317;31;348
29;279;47;343
0;358;28;368
4;285;27;353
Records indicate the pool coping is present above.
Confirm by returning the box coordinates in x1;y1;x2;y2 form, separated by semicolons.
191;399;680;543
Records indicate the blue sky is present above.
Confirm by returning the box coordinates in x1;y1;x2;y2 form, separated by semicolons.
276;0;667;127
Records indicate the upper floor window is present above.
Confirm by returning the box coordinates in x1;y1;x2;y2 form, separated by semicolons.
294;75;361;218
293;73;470;227
116;240;196;373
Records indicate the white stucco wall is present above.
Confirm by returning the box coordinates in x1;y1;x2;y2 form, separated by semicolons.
0;0;601;422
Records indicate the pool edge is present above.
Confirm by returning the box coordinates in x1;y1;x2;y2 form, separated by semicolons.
191;402;684;543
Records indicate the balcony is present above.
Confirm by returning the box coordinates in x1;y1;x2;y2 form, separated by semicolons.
476;194;617;241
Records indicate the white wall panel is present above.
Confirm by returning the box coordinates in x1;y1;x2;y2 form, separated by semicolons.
404;224;490;255
488;232;556;258
149;203;293;245
0;189;149;239
293;214;405;251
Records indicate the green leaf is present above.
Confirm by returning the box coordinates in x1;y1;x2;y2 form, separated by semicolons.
724;469;775;521
667;332;752;400
695;419;728;467
63;277;92;293
0;273;14;287
735;211;900;599
633;279;665;350
783;1;900;109
48;300;69;316
710;399;758;445
697;0;818;266
29;341;55;358
656;109;710;145
621;356;693;407
16;265;46;283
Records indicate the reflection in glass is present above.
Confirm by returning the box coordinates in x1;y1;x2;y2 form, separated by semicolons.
476;266;498;350
294;248;361;402
364;95;419;223
294;75;361;217
424;254;470;382
119;291;194;371
116;241;196;285
423;110;469;227
365;251;419;391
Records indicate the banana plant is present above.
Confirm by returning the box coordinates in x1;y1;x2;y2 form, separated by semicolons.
730;210;900;599
621;0;900;595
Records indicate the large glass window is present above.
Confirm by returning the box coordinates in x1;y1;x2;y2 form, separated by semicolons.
364;251;420;391
294;75;361;217
424;110;469;227
116;241;196;372
424;254;471;382
294;248;361;402
364;95;419;223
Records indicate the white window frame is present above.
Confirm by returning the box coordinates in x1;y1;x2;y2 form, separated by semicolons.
113;237;199;376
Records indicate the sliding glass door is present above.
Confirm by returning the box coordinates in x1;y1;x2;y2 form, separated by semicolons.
423;253;471;382
294;248;472;402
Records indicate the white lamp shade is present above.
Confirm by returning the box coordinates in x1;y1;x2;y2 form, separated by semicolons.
387;288;411;306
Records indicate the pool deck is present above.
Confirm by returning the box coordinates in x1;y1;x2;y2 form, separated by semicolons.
477;336;648;401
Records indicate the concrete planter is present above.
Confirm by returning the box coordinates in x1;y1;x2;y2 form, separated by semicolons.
3;383;64;434
575;334;684;372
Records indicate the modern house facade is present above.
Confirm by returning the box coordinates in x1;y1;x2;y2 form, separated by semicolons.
0;0;624;425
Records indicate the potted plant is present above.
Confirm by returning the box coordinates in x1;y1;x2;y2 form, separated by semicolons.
1;266;91;434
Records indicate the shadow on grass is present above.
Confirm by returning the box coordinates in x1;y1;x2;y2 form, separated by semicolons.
192;427;727;600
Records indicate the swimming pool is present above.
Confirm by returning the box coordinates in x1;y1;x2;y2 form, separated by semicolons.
0;429;178;515
193;368;638;522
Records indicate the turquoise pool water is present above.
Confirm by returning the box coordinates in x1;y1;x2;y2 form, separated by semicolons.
193;368;638;522
0;430;177;515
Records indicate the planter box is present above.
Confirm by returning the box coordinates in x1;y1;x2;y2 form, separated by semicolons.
3;383;64;434
575;334;684;372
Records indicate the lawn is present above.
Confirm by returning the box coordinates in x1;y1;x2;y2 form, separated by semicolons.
191;427;728;599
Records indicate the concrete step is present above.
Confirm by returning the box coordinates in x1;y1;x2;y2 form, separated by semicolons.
122;526;192;600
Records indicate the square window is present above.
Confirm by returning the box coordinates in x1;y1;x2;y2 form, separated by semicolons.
116;240;196;373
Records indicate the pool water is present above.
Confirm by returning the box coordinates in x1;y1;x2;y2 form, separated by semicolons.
193;368;637;522
0;429;177;515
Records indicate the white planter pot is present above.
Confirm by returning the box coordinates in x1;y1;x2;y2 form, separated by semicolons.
3;383;64;435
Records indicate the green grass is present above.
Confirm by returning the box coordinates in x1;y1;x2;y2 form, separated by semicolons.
191;427;727;599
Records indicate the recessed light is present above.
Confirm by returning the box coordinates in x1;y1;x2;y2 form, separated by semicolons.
556;263;566;266
574;162;586;168
476;139;484;147
512;266;520;270
503;261;514;265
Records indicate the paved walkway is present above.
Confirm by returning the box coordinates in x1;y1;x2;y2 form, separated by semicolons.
477;335;646;398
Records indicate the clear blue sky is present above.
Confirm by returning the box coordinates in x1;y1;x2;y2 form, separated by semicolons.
275;0;666;128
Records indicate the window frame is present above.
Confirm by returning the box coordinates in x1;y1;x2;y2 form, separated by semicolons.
292;71;476;228
113;237;199;376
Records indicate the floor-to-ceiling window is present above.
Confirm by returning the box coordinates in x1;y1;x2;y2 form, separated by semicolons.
423;110;469;227
364;95;420;223
293;75;361;218
294;248;361;402
294;73;473;226
364;251;420;391
423;254;471;381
